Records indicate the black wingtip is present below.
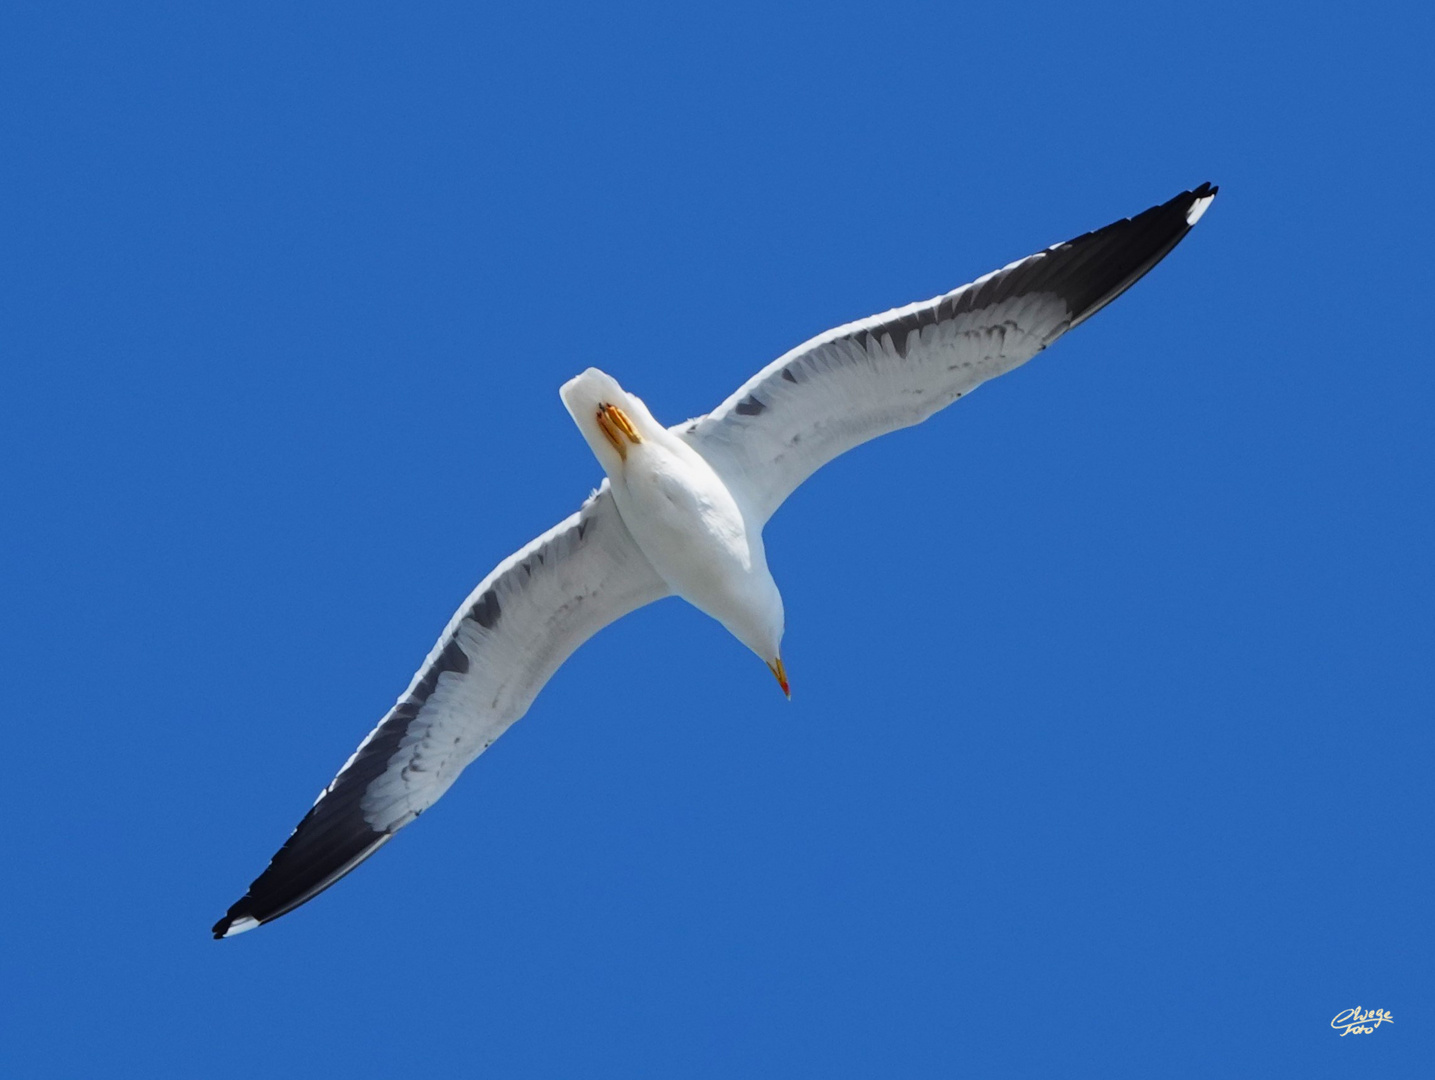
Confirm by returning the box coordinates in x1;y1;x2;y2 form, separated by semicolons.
1185;181;1220;216
1048;181;1219;333
211;826;395;940
211;905;263;940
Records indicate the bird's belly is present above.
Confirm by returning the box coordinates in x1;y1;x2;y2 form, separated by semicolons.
611;447;758;613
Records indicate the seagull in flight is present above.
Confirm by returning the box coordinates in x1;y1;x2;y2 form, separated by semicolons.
214;183;1217;938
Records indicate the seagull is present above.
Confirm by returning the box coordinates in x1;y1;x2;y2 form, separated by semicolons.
213;182;1217;938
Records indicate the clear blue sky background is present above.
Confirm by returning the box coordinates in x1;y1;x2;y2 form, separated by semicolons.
2;2;1430;1076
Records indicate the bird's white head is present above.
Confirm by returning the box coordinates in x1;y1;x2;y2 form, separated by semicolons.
724;574;789;699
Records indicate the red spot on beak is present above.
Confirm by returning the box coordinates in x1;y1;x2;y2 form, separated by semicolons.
769;657;790;699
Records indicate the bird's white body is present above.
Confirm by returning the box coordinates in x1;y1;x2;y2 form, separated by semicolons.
560;368;784;665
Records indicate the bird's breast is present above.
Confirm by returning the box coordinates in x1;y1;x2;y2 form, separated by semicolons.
611;441;760;608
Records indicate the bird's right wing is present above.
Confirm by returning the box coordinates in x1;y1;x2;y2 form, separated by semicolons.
213;482;669;938
680;184;1217;523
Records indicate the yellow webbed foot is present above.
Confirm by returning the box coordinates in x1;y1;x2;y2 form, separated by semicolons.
596;403;643;460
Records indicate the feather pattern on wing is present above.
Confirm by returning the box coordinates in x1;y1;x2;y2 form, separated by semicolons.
212;484;668;937
680;184;1216;521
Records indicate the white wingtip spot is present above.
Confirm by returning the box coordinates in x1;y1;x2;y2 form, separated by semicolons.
223;916;261;937
1186;193;1216;226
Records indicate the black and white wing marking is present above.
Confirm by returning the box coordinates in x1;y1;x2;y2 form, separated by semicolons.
213;484;668;938
680;184;1217;522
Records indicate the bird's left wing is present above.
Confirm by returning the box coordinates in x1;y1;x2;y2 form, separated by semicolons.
680;184;1217;523
213;483;668;937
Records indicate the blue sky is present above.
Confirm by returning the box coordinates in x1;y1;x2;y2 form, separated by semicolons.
2;2;1430;1076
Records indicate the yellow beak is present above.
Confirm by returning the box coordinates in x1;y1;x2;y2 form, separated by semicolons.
767;656;791;699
